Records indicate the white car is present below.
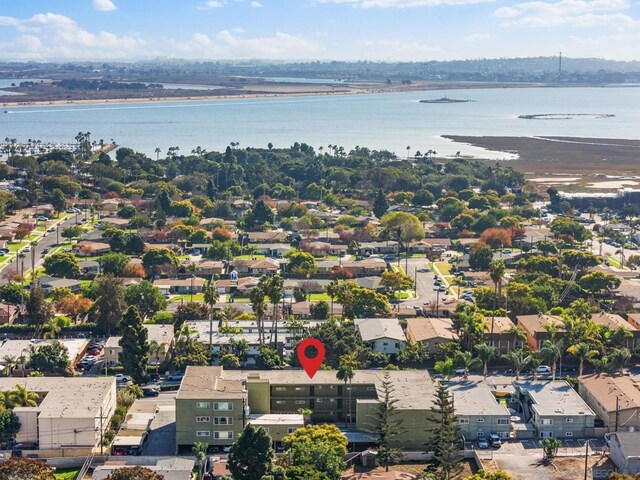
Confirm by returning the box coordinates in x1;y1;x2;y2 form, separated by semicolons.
454;368;466;375
537;365;552;374
23;246;31;252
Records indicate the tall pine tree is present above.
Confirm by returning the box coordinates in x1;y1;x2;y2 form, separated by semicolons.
372;372;405;471
228;424;276;480
425;383;462;480
119;306;149;384
373;189;389;219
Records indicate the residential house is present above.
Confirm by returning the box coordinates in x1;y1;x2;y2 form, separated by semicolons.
0;377;116;450
291;300;343;320
448;381;512;440
214;277;260;295
104;324;175;367
590;312;640;349
578;374;640;432
194;259;225;278
246;231;288;244
354;318;406;355
301;241;331;257
609;432;640;475
485;316;522;353
514;381;596;438
0;302;18;324
72;240;111;257
357;242;399;256
253;243;292;258
341;258;387;277
78;260;100;277
38;276;81;294
153;277;206;295
92;458;195;480
405;317;459;357
100;217;130;228
231;258;280;276
517;314;564;350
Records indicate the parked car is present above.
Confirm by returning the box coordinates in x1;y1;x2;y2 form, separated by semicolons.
166;372;184;382
454;368;466;375
115;374;131;383
477;437;490;449
87;349;101;356
489;434;502;448
142;387;160;397
23;246;31;252
537;365;552;374
604;433;611;447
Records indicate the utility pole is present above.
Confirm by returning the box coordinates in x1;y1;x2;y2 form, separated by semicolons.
615;396;620;432
583;439;589;480
100;406;104;456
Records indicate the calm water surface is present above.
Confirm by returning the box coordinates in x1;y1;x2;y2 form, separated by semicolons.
2;86;640;159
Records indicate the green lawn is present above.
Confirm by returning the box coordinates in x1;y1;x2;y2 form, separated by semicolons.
434;262;452;276
234;254;266;260
36;226;47;232
7;242;27;253
27;233;41;241
54;468;80;480
309;293;330;301
170;293;205;303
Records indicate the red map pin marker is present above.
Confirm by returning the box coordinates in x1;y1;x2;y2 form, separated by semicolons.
297;337;325;379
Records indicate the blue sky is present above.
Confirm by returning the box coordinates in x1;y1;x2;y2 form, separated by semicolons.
0;0;639;61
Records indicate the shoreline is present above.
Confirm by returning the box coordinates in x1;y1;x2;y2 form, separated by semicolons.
2;81;634;109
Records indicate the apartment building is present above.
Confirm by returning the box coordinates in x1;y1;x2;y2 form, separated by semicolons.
176;366;437;452
514;381;596;439
578;374;640;432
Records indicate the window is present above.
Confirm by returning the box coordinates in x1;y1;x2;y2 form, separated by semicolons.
316;399;322;403
295;387;304;391
295;400;305;405
287;428;296;434
367;386;376;391
477;432;485;436
565;432;573;437
276;400;285;405
541;419;553;425
196;402;210;409
515;340;524;348
498;419;509;425
329;398;335;403
275;387;286;391
196;416;210;423
214;431;233;440
566;418;574;423
196;431;210;437
458;418;470;424
214;402;233;411
214;417;233;425
383;342;389;346
477;418;485;423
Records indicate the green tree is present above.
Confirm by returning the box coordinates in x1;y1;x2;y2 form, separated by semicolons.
504;349;533;381
336;354;357;428
434;357;455;379
489;258;506;296
0;458;55;480
286;250;318;277
475;343;496;380
50;188;67;214
579;271;621;295
540;338;564;381
25;286;53;326
43;252;80;278
124;281;168;317
283;424;347;480
373;189;389;218
142;247;179;274
454;351;481;381
228;424;276;480
119;306;149;384
344;286;390;319
566;343;598;377
193;441;208;480
0;409;21;444
425;383;462;480
469;242;493;271
11;384;40;407
262;275;284;350
0;283;23;304
371;372;405;471
93;275;126;336
98;252;130;276
466;471;513;480
220;353;240;368
380;270;414;292
541;437;561;462
28;341;71;376
380;211;425;258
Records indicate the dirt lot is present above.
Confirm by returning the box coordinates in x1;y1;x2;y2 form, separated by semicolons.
487;453;615;480
344;459;477;478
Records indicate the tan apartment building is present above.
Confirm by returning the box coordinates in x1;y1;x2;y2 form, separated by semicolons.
176;366;437;452
485;316;522;354
578;374;640;433
0;377;116;451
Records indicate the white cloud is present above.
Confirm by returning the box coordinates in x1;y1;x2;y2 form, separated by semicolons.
0;12;143;59
462;33;493;41
250;1;264;6
317;0;496;6
92;0;117;12
197;0;225;9
494;0;638;28
355;39;442;59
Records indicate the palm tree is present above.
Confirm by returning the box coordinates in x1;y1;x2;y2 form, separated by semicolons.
154;147;161;161
475;343;496;380
434;357;455;379
590;355;613;374
12;384;39;407
566;343;597;377
262;274;284;350
610;347;632;375
541;437;561;462
249;285;267;345
326;280;339;319
540;338;564;380
450;277;467;299
192;442;208;480
454;351;481;381
2;356;16;377
0;390;16;409
336;353;357;429
203;281;220;357
148;340;167;374
504;349;533;381
489;259;506;296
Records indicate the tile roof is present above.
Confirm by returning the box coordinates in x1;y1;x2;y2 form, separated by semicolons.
406;317;459;343
579;374;640;412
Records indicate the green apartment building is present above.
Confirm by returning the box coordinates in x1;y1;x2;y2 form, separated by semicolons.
176;366;438;452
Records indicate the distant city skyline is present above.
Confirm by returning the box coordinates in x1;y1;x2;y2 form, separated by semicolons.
0;0;639;62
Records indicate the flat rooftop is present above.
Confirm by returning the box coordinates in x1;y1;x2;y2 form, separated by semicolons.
180;367;436;410
248;414;304;426
515;381;595;417
0;338;89;364
0;377;115;419
448;381;511;417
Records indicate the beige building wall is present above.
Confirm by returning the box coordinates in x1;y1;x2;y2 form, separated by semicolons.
14;408;39;443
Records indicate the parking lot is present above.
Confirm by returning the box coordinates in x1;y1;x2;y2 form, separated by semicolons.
471;438;607;459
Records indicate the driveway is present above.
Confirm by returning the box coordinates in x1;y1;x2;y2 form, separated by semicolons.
140;391;177;456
